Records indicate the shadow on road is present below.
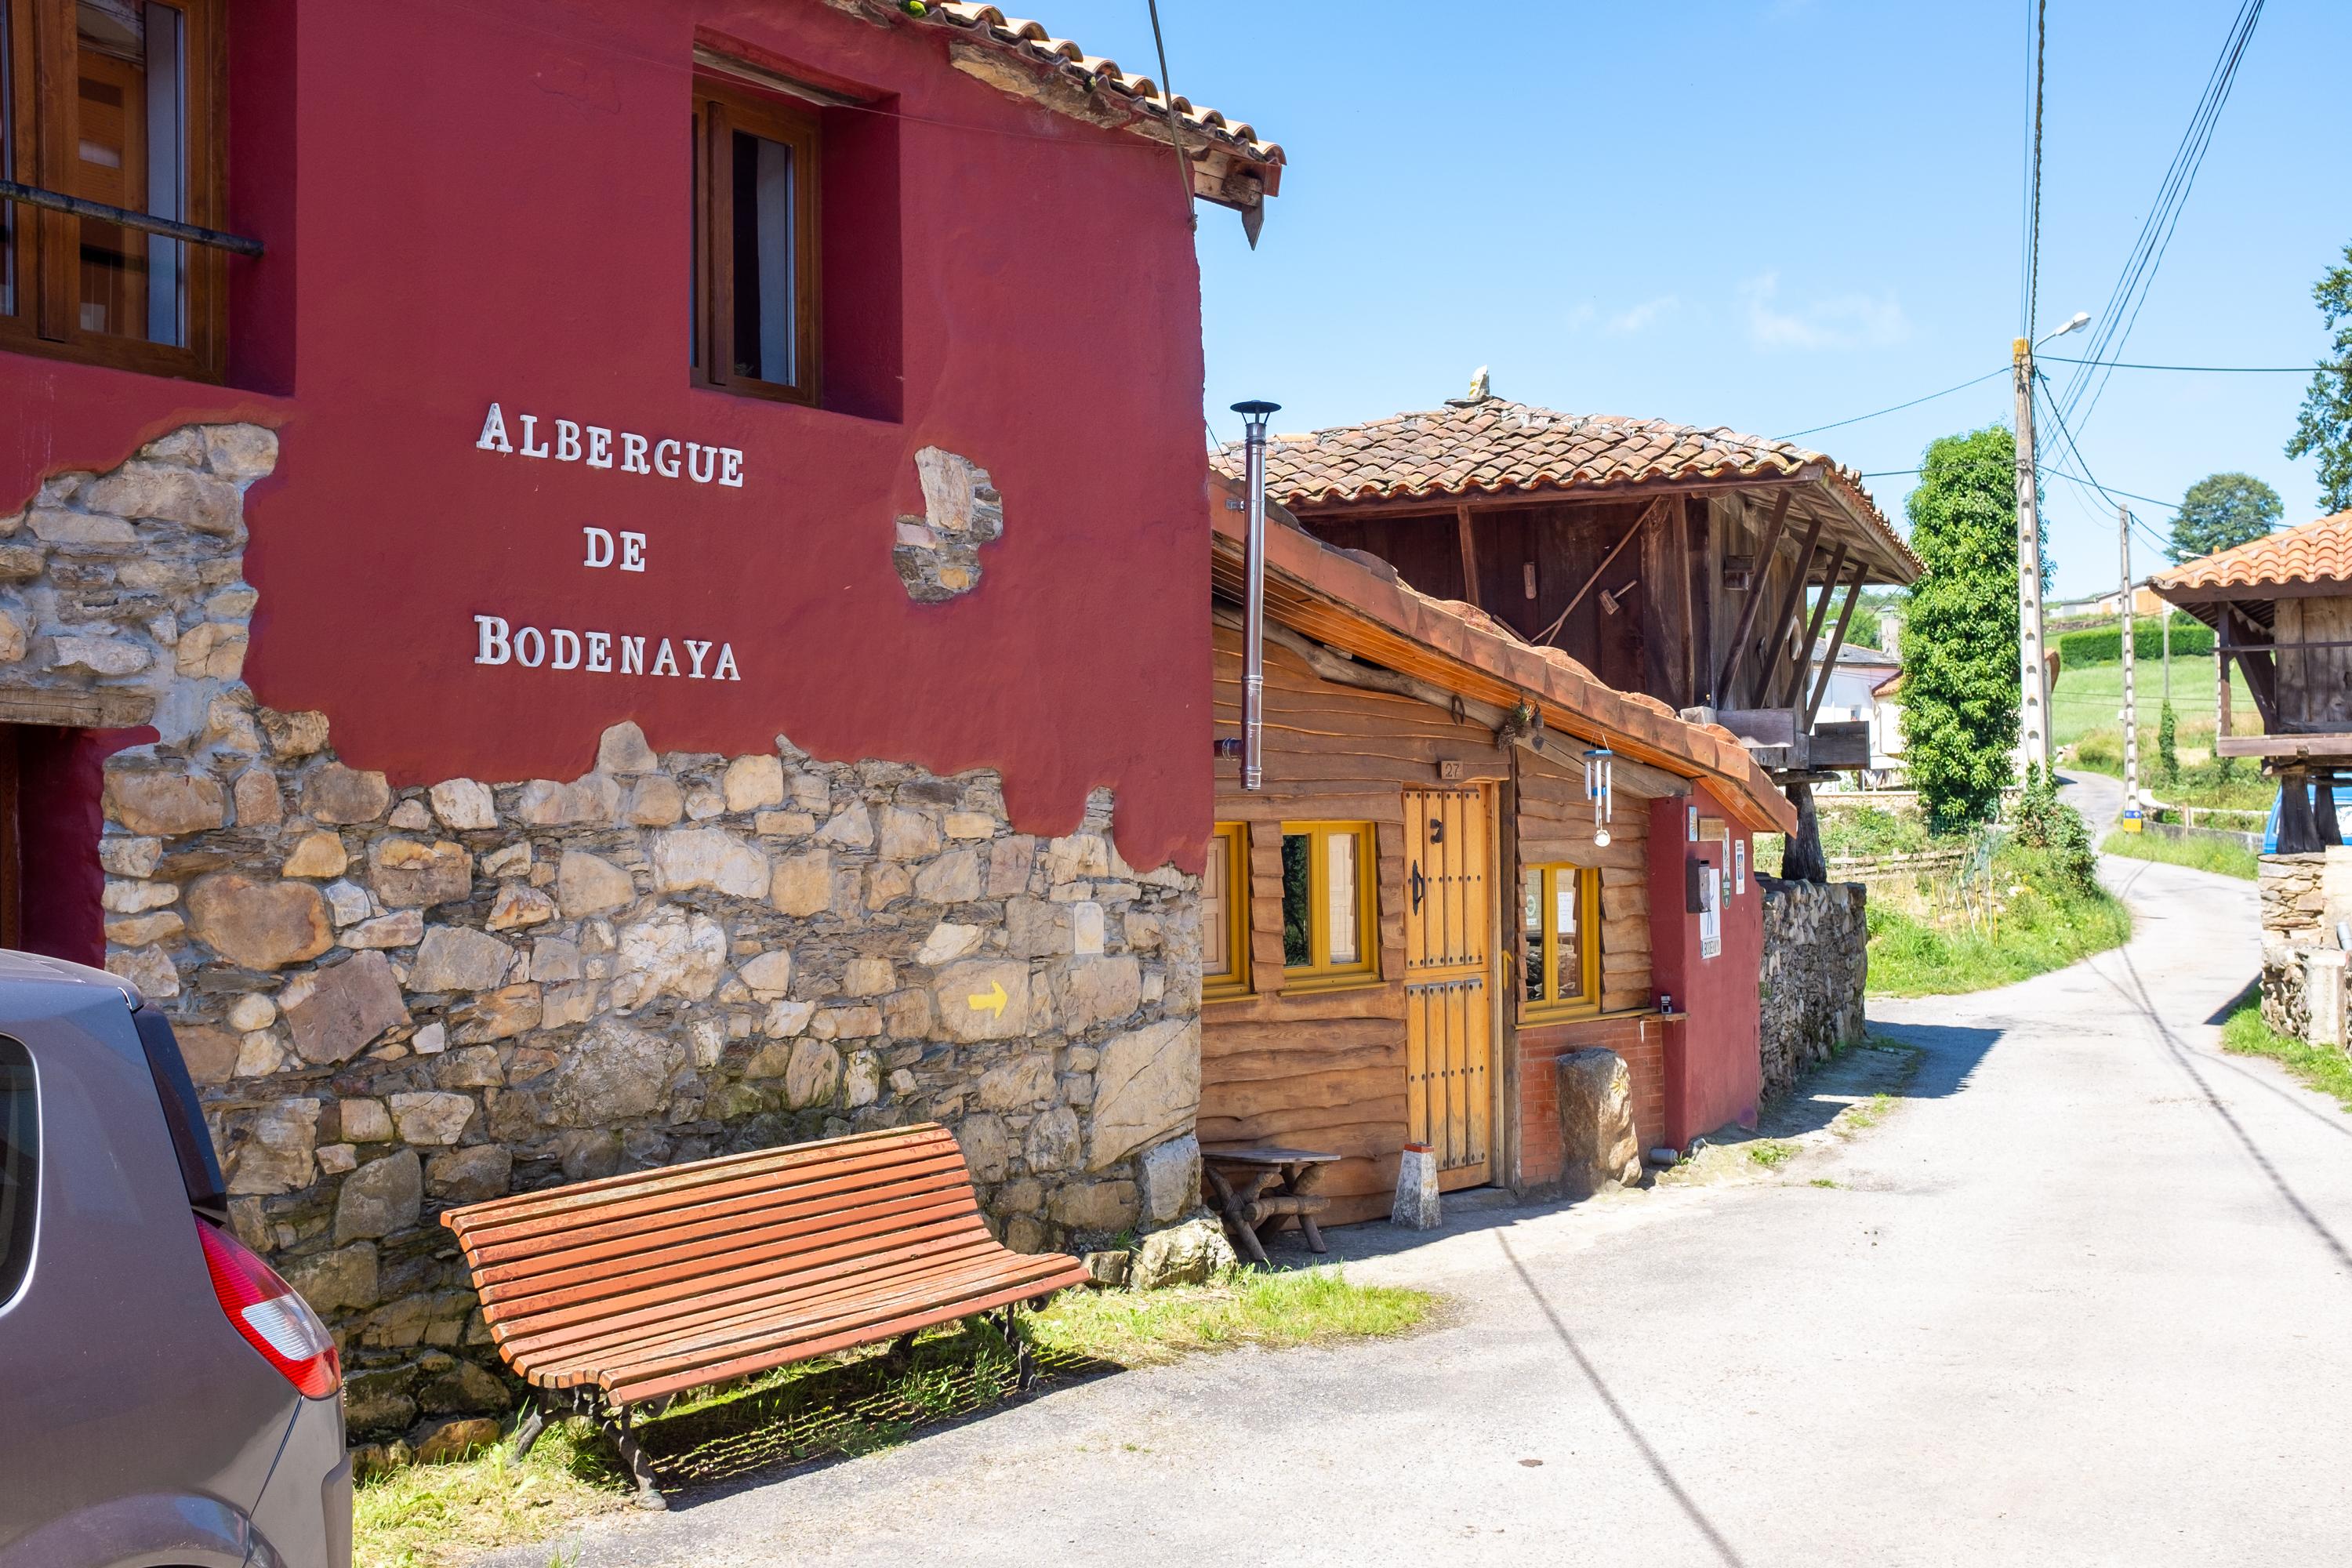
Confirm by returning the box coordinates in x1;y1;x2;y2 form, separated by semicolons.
1859;1021;2004;1103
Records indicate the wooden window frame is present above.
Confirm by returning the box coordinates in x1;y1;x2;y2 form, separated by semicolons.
1203;822;1250;1002
692;77;822;408
1520;862;1600;1022
1279;820;1380;993
0;0;227;380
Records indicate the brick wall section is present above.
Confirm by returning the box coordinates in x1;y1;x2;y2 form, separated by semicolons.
1514;1014;1666;1189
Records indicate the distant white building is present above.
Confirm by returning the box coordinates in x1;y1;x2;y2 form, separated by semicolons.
1807;644;1905;782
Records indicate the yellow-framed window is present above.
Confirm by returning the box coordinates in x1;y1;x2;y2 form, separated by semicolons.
1203;822;1250;1000
1279;821;1378;989
1521;862;1599;1018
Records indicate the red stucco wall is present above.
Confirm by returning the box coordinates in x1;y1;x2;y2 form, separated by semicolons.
1646;787;1762;1146
0;0;1213;873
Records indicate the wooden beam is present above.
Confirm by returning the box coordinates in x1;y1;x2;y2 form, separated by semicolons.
1805;563;1868;728
1752;511;1826;710
1714;490;1791;702
1454;504;1482;608
1682;497;1707;706
1210;604;1692;798
1780;543;1847;710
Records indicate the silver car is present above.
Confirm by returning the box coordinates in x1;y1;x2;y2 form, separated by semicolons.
0;951;351;1568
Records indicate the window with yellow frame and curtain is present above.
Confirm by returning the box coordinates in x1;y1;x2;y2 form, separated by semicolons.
1521;862;1599;1018
1202;823;1250;1001
1201;821;1379;998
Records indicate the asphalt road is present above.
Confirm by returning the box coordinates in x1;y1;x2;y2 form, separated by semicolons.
492;811;2352;1567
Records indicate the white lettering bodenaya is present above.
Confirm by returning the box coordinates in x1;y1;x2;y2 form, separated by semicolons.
475;401;744;488
474;615;742;681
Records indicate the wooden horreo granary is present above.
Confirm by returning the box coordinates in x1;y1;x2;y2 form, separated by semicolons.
1203;474;1798;1221
1210;387;1921;878
2151;510;2352;851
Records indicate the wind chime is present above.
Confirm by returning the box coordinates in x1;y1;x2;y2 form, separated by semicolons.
1584;747;1615;848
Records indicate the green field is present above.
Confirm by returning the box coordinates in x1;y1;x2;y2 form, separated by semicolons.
2050;660;2257;750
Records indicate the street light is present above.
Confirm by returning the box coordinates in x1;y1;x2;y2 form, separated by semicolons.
2011;309;2095;775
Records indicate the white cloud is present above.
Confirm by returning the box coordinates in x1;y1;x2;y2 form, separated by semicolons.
1564;301;1597;332
1606;296;1680;336
1739;271;1910;351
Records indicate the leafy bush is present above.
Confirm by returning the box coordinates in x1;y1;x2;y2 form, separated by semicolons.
2158;702;2180;786
2056;617;2212;667
1900;428;2030;833
2009;764;2098;890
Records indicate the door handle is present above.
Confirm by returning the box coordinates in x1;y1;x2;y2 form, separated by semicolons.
1410;862;1427;911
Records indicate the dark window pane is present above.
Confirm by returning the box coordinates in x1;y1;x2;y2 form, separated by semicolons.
2;4;16;318
1281;833;1312;967
73;0;185;346
0;1036;36;1304
728;128;796;384
1523;871;1544;1001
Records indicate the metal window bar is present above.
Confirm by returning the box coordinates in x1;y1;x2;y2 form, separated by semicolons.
0;178;263;258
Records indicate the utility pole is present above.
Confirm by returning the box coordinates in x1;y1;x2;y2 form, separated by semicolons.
2118;503;2142;832
2013;336;2051;775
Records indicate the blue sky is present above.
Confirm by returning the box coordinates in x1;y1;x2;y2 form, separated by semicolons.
1080;0;2352;600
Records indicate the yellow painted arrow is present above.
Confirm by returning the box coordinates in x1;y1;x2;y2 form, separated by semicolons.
967;979;1009;1018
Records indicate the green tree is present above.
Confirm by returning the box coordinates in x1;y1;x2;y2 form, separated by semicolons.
2158;701;2179;786
2168;472;2283;562
1899;426;2022;834
2287;238;2352;514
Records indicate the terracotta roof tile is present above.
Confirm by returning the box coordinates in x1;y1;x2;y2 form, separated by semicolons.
1214;397;1918;579
2151;511;2352;593
926;3;1283;169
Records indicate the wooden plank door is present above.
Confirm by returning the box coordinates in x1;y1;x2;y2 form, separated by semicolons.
1402;786;1494;1189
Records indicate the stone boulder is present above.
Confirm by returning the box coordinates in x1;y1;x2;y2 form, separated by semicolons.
543;1018;682;1127
334;1149;423;1243
285;950;409;1065
1129;1218;1237;1290
1555;1048;1642;1198
1088;1018;1199;1169
186;874;333;970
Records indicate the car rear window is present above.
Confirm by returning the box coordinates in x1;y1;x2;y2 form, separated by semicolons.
0;1036;34;1305
131;1010;228;1223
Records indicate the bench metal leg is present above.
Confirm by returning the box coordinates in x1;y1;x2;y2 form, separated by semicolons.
1000;1302;1034;1392
509;1402;548;1461
561;1387;667;1511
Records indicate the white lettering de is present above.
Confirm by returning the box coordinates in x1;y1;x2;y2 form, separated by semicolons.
620;532;646;572
583;527;615;568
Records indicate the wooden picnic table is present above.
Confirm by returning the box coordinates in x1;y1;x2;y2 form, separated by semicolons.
1201;1144;1340;1267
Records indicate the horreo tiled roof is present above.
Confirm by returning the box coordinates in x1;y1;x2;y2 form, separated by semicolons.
2151;511;2352;593
921;3;1283;173
1213;397;1918;580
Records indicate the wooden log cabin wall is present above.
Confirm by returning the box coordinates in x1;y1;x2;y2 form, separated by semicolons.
1203;621;1679;1223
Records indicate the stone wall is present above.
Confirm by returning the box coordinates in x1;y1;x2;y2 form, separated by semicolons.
1756;876;1867;1102
5;425;1203;1446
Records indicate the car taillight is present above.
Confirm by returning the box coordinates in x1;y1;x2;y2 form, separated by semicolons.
196;1218;342;1399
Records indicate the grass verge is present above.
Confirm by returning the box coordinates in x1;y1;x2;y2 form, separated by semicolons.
2100;826;2259;880
1867;849;2131;997
354;1266;1428;1568
2220;996;2352;1112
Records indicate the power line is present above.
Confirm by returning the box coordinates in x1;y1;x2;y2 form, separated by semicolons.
1775;365;2008;441
2040;355;2313;374
2055;0;2267;434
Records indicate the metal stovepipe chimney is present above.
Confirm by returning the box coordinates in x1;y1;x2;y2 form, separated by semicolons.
1232;400;1280;792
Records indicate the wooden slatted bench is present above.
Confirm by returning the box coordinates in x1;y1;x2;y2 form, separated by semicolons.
441;1122;1089;1508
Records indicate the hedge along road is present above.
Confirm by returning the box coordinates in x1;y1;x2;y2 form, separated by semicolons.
484;837;2352;1568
